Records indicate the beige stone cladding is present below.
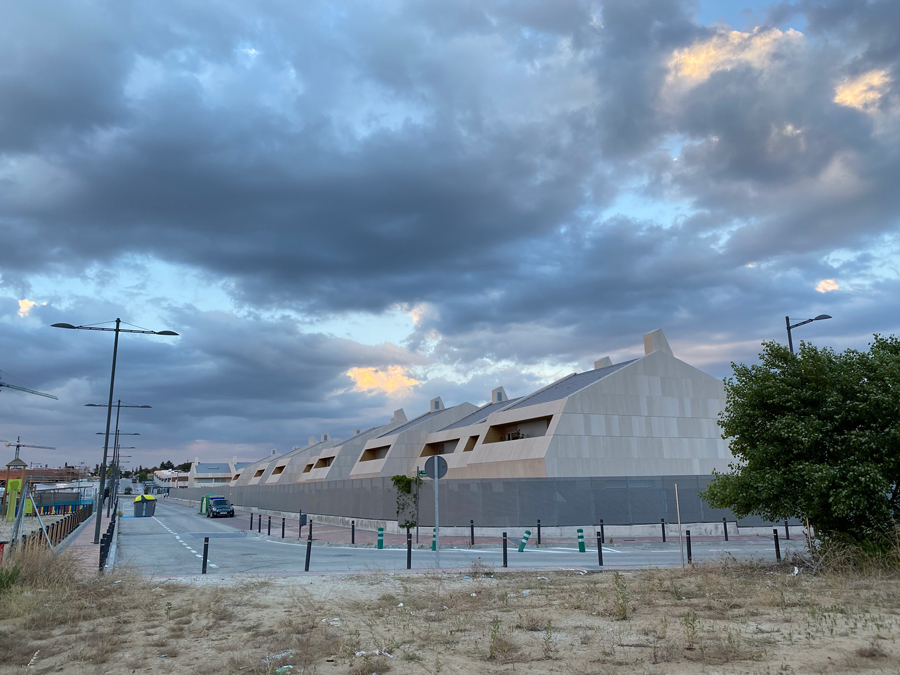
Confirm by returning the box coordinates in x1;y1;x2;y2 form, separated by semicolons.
349;398;478;479
265;434;342;485
546;346;730;477
406;328;731;480
230;447;282;487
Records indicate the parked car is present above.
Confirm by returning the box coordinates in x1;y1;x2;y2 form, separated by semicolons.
207;497;235;518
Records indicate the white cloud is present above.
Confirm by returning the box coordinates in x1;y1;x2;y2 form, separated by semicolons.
815;279;839;293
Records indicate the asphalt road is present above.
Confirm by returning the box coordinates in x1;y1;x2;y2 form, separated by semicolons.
115;501;806;577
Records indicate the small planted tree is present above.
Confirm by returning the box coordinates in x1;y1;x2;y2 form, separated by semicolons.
702;336;900;547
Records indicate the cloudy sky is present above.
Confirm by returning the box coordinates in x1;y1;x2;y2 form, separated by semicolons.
2;0;898;469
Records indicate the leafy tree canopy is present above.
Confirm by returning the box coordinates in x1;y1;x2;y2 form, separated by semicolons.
701;336;900;545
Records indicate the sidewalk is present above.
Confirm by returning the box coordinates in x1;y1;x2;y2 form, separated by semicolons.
60;514;100;575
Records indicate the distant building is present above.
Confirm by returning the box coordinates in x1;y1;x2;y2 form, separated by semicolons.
186;457;258;489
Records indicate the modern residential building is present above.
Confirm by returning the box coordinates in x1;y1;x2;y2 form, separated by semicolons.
224;328;731;486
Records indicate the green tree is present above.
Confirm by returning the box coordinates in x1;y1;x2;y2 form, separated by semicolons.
701;336;900;546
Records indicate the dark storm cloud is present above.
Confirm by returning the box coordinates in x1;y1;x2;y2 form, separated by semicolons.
2;0;900;463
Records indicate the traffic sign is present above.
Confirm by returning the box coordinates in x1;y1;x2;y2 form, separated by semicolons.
424;455;448;480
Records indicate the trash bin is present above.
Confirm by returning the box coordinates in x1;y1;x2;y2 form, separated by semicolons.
133;494;157;517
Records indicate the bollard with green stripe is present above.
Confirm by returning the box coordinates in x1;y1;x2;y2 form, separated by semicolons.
518;530;531;552
431;527;437;551
377;527;384;549
577;528;586;552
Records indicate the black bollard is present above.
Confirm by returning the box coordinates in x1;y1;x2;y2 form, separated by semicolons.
304;528;313;572
723;517;728;541
299;510;303;539
282;517;285;539
686;530;692;564
352;520;355;544
502;532;508;568
406;525;412;570
250;513;254;531
784;520;790;540
257;514;261;533
773;528;781;562
266;516;271;536
600;519;605;544
597;532;603;567
309;519;313;539
661;518;666;543
202;536;210;574
537;519;541;546
470;520;475;546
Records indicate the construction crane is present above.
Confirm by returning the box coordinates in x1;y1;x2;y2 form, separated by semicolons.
0;371;57;400
2;436;57;461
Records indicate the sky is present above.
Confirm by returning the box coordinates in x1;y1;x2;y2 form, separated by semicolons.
2;0;899;470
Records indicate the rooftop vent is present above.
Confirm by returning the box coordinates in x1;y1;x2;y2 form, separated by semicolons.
430;397;444;411
643;328;673;356
491;387;508;403
593;357;612;370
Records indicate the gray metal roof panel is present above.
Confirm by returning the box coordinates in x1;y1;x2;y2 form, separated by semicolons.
439;398;523;431
234;462;253;470
195;463;231;474
504;360;638;410
377;409;444;437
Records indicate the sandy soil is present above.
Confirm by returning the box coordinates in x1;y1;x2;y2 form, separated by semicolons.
2;554;900;674
0;514;65;543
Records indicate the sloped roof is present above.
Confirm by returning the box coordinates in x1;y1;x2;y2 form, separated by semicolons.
504;360;638;410
234;462;253;470
377;409;444;438
439;398;523;431
195;462;231;474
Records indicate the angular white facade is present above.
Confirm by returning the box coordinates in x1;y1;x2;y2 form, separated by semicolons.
227;329;732;486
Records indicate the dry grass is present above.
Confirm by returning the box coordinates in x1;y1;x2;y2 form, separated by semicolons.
3;548;900;673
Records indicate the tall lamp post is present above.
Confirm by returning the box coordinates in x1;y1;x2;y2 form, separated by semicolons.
96;428;139;516
53;317;177;545
85;400;151;533
785;315;832;354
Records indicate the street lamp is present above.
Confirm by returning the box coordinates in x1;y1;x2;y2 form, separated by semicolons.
96;429;139;515
785;314;832;354
54;317;175;545
81;391;157;543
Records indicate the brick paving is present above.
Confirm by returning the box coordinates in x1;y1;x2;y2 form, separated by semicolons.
60;513;101;575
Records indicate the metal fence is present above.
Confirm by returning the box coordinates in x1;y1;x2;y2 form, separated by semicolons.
171;475;796;528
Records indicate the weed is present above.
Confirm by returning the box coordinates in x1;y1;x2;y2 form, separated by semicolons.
0;564;21;593
612;571;630;620
682;610;698;649
541;619;555;659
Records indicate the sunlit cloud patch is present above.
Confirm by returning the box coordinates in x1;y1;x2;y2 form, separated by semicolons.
346;366;419;395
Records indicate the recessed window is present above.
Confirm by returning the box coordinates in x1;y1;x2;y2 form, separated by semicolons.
463;436;479;452
314;457;334;469
361;445;390;461
253;469;265;478
232;474;241;481
303;464;313;473
272;466;285;475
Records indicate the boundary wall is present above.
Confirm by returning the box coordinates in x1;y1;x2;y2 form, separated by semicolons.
170;475;795;529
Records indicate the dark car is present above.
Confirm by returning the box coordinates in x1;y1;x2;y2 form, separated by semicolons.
207;498;235;518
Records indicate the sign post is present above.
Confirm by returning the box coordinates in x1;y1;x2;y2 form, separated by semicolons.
424;456;448;568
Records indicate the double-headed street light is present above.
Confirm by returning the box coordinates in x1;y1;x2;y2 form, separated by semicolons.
785;315;832;354
53;318;175;545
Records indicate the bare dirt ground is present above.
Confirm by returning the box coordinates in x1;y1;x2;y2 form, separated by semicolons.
2;550;900;674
